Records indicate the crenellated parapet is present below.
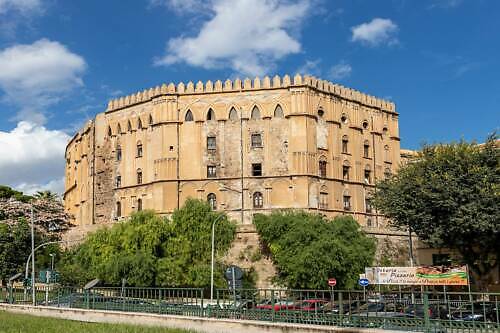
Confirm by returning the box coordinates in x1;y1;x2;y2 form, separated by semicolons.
106;74;396;113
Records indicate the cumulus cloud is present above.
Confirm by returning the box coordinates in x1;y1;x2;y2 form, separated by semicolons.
0;39;86;124
296;59;322;76
149;0;210;14
155;0;311;76
329;61;352;80
0;121;70;195
351;18;398;47
428;0;463;9
0;0;43;14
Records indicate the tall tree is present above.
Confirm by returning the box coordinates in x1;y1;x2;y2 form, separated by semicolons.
254;211;376;289
372;135;499;289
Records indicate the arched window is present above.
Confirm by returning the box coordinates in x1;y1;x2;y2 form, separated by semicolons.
342;135;349;154
137;117;142;130
319;159;327;177
116;201;121;217
274;105;284;118
149;114;153;126
207;193;217;210
342;161;350;181
137;169;143;184
136;141;143;157
251;106;261;120
117;123;122;135
365;197;372;213
137;198;142;211
207;108;216;121
107;126;112;136
127;120;132;132
116;145;122;161
319;187;329;209
115;175;121;188
343;191;351;210
185;110;194;122
229;107;238;121
253;192;263;208
363;140;370;158
364;165;372;184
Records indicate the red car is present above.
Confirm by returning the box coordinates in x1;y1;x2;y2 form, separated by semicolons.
255;299;297;311
297;299;329;312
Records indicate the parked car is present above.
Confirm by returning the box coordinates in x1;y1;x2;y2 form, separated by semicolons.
255;299;296;311
449;302;498;322
296;299;329;312
404;304;450;320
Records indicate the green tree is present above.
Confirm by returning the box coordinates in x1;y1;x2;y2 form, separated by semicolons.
254;211;376;289
59;199;236;287
372;135;499;289
34;190;59;202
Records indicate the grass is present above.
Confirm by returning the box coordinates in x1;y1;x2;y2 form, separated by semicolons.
0;311;194;333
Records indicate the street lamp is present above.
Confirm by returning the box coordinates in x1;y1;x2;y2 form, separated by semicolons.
210;213;225;303
49;253;55;272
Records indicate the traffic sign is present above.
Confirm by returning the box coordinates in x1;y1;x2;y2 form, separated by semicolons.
225;266;243;280
358;278;369;287
327;278;337;287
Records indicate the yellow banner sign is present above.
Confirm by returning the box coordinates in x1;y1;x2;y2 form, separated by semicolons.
365;265;468;286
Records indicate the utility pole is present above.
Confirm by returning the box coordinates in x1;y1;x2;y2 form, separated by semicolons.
31;206;35;306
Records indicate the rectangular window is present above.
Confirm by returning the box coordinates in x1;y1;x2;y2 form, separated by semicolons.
363;144;370;158
342;166;350;180
342;139;348;154
116;148;122;161
319;161;327;178
137;172;142;185
137;144;143;158
207;165;217;178
251;133;263;148
319;192;328;209
207;136;216;150
364;170;371;184
115;176;121;188
343;195;351;210
252;163;262;176
365;198;372;213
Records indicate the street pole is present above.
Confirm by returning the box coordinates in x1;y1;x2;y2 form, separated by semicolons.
210;214;224;303
31;206;35;306
50;254;55;272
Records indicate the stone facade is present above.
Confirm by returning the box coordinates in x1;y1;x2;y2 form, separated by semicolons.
64;74;401;233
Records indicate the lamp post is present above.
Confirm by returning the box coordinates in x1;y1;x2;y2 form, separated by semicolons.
49;253;55;272
210;214;225;303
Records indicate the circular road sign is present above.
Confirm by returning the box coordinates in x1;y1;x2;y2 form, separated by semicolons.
327;278;337;287
358;278;369;287
224;265;244;280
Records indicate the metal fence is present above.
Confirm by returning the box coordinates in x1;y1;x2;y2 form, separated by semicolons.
2;285;499;332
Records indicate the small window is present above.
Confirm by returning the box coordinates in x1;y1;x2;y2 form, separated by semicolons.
207;165;217;178
383;126;388;135
319;160;327;177
108;126;112;136
251;133;262;148
137;198;142;211
137;141;143;157
319;192;328;209
317;108;324;117
116;201;121;217
149;114;153;126
207;136;216;150
127;120;132;132
343;195;351;210
185;110;194;122
274;105;284;118
364;169;371;184
342;165;350;181
229;107;238;121
363;140;370;158
365;198;372;213
362;120;369;129
207;193;217;210
340;114;348;124
207;108;216;121
137;169;143;184
342;136;349;154
117;123;122;135
115;175;121;188
137;118;142;130
252;163;262;176
253;192;263;208
366;218;372;227
251;106;261;120
116;146;122;161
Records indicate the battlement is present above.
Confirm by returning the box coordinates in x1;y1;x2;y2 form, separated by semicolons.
106;74;396;113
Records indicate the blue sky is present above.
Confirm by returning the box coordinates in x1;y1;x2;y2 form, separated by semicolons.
0;0;498;194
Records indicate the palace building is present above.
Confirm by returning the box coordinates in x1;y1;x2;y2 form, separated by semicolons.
64;74;401;235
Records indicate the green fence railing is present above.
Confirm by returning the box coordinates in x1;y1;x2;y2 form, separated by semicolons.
2;285;499;332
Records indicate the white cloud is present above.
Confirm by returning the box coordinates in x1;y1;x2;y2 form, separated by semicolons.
351;18;398;47
0;39;86;124
329;61;352;80
0;121;70;195
0;0;42;14
149;0;210;14
296;59;322;76
155;0;311;76
428;0;463;9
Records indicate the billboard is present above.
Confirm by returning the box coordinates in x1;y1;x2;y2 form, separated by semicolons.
365;265;468;286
